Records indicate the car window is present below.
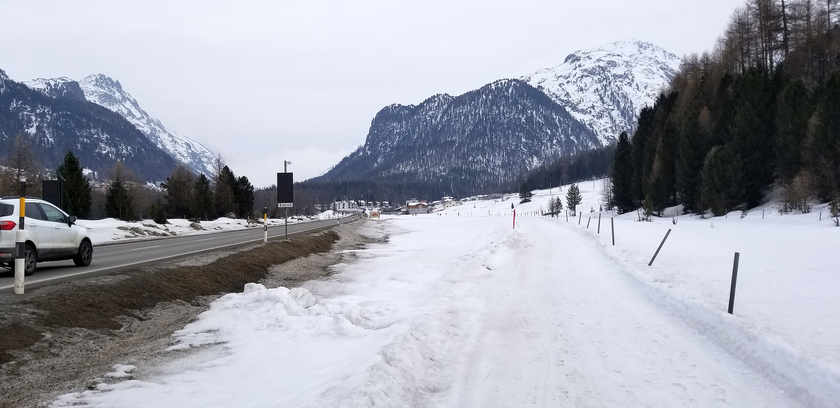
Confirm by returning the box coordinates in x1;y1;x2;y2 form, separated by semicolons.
25;202;46;220
38;203;67;224
0;204;13;217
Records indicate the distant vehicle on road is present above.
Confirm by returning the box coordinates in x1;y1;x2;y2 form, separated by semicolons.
0;197;92;275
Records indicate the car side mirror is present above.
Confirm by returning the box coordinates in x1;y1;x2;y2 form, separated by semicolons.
68;216;77;226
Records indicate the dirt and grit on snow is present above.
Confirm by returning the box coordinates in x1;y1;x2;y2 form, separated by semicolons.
53;183;837;407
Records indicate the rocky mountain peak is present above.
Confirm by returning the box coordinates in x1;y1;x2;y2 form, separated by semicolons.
522;39;680;144
24;77;87;102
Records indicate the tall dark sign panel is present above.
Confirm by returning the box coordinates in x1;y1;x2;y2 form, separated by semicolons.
42;180;63;208
277;173;293;207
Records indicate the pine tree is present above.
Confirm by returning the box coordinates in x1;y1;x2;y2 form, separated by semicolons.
163;165;195;219
554;196;563;214
806;71;840;200
730;69;776;208
149;200;168;224
675;118;706;214
105;175;134;220
700;146;745;216
775;79;811;184
830;190;840;226
611;132;634;213
566;183;582;216
191;174;213;220
631;107;656;205
56;150;92;218
214;165;237;217
104;162;137;221
236;175;255;218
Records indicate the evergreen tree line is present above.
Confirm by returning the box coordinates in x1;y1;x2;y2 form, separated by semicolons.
0;140;258;222
609;0;840;216
523;146;616;191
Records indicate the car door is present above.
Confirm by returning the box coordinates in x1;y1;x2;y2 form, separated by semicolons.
24;202;54;257
38;203;78;257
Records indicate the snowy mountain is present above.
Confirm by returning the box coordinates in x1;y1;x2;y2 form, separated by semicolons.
317;79;599;193
22;77;87;102
25;74;216;177
522;39;680;145
318;40;679;192
78;75;216;177
0;69;179;181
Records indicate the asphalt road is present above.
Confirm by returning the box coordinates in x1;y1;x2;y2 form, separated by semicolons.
0;217;357;292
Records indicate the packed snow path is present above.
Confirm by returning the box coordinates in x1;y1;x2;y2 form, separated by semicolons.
54;215;804;407
443;218;797;407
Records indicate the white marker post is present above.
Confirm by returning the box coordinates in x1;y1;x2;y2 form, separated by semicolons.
14;176;26;295
263;207;268;243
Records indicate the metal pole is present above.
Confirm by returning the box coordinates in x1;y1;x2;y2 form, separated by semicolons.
597;213;601;234
586;217;591;228
578;212;581;225
611;217;615;246
14;176;26;294
284;208;288;239
648;229;672;266
728;252;740;314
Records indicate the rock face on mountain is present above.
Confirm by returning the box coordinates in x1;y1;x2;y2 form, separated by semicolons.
522;39;681;144
0;69;178;181
23;77;87;102
317;79;599;193
76;74;216;176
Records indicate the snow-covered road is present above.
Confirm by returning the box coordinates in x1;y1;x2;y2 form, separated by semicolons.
54;214;808;407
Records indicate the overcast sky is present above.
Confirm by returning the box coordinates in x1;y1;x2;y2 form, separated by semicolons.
2;0;742;187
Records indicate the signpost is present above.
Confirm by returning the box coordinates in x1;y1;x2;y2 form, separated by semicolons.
277;162;293;239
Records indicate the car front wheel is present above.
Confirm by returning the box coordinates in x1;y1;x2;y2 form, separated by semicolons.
73;240;92;267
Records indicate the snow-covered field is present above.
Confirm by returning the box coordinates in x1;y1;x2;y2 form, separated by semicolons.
53;182;838;407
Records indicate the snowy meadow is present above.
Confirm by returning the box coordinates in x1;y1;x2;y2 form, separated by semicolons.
52;181;838;407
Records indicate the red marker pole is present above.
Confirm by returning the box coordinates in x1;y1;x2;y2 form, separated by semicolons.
513;209;516;229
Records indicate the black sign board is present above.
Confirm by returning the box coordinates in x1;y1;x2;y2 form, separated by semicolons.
42;180;63;208
277;172;293;207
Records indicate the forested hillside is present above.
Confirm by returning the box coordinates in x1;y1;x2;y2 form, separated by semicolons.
610;0;840;216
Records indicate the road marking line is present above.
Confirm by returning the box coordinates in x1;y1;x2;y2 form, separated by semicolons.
128;245;161;251
0;221;346;290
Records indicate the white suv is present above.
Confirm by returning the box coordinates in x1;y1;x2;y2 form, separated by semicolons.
0;197;93;276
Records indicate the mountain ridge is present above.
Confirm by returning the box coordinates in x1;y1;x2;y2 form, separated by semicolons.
0;71;180;181
24;74;217;177
317;40;680;193
317;78;599;194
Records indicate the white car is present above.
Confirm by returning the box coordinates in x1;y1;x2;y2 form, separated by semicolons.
0;197;93;276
